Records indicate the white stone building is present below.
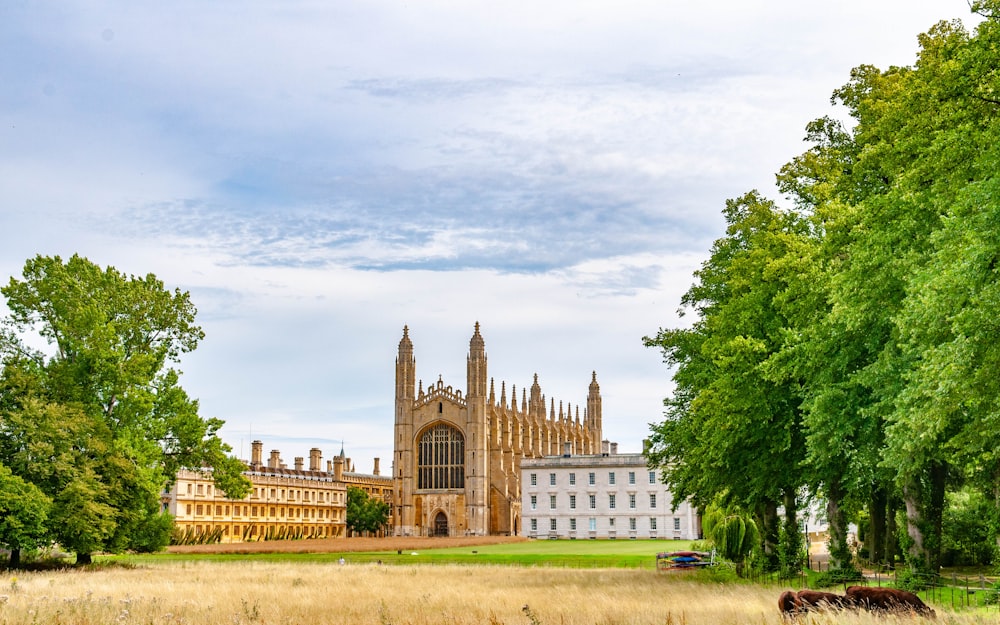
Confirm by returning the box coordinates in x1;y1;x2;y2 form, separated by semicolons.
520;442;700;540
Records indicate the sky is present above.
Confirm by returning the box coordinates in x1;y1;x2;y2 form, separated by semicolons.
0;1;982;474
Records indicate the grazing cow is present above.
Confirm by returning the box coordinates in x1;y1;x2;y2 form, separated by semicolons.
778;590;799;617
796;589;850;611
778;589;849;617
846;586;935;616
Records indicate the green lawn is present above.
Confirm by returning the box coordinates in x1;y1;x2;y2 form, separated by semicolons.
112;538;698;569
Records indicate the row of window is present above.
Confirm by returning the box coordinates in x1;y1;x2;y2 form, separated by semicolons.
529;517;682;532
184;503;340;520
187;524;337;538
529;470;656;487
529;493;658;510
183;482;343;504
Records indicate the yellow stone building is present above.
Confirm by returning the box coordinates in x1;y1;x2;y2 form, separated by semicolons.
167;440;393;543
393;323;603;537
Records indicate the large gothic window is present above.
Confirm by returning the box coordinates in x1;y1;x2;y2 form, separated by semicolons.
418;423;465;490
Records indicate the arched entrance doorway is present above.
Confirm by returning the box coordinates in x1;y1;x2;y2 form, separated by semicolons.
433;511;449;536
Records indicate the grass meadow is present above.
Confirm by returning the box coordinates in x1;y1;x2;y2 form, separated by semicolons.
124;538;689;568
1;540;995;625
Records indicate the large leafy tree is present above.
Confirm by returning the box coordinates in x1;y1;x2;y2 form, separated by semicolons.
644;191;808;574
0;254;249;563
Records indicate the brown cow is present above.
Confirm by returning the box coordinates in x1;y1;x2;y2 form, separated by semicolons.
846;585;935;616
796;589;850;611
778;590;799;617
778;589;849;617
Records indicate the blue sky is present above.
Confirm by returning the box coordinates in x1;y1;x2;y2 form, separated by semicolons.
0;1;980;472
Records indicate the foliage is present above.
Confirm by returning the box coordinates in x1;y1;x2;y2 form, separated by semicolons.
346;486;390;536
812;567;865;589
0;254;250;563
0;462;51;565
646;3;1000;578
643;192;808;569
700;504;759;574
940;488;995;567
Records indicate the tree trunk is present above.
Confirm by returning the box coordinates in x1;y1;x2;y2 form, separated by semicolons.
757;500;780;572
868;486;887;565
76;552;93;565
885;493;899;570
902;476;927;571
902;463;946;578
9;548;20;568
826;480;851;570
927;461;947;574
781;488;803;576
994;479;1000;557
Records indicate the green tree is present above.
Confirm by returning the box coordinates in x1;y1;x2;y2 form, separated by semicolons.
700;503;760;576
644;191;808;573
346;486;390;536
0;462;51;566
0;254;250;563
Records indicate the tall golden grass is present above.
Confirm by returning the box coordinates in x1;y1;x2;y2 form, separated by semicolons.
0;562;990;625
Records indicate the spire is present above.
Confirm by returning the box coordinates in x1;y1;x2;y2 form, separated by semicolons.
500;380;507;406
587;371;602;437
469;321;485;357
467;322;487;398
395;325;416;403
489;378;496;403
529;373;543;417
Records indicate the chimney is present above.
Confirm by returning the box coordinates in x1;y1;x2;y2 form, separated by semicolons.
310;448;322;472
562;441;572;457
334;455;344;481
601;440;610;456
294;457;304;471
373;458;381;476
251;440;263;467
327;460;333;473
269;450;281;469
610;442;618;455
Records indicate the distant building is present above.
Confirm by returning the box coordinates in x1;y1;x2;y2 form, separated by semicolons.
166;440;393;543
521;443;699;540
392;323;604;537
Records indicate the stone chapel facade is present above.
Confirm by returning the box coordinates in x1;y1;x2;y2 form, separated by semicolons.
393;323;603;537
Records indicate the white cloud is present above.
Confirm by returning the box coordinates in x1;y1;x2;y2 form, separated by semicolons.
0;0;982;467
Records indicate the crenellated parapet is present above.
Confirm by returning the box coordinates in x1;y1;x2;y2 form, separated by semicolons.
414;376;468;409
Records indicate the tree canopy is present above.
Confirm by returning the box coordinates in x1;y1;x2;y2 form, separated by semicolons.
0;254;249;564
646;5;1000;579
346;486;390;536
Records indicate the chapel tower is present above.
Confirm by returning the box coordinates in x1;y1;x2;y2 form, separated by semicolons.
392;323;603;537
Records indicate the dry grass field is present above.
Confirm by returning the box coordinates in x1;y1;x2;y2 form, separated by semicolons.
166;534;526;555
1;561;991;625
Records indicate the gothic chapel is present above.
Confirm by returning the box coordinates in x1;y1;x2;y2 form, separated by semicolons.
393;323;604;537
